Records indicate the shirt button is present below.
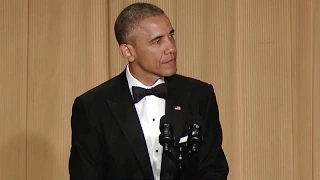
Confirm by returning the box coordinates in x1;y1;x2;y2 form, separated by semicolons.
156;149;158;153
152;118;155;121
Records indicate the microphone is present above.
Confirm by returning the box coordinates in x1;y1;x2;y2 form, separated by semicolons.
159;115;174;155
187;116;203;156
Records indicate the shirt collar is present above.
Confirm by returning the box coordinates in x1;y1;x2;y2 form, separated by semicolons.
126;65;165;97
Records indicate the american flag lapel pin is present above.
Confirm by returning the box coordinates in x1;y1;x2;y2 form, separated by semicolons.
174;106;181;111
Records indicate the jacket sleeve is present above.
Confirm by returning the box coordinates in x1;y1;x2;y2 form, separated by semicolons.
69;97;106;180
197;85;229;180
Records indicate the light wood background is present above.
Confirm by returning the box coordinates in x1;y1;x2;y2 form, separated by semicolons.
0;0;319;180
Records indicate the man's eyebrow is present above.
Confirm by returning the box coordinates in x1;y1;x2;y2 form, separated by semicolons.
149;35;163;43
169;29;175;35
149;29;175;43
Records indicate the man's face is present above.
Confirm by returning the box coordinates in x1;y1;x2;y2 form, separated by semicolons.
128;14;177;85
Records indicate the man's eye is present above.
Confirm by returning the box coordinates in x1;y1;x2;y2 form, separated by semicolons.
170;34;175;38
154;39;161;44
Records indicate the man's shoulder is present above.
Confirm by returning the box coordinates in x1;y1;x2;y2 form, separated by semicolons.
170;74;213;90
76;73;124;102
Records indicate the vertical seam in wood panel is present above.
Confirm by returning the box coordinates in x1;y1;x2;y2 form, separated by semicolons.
312;1;320;177
235;0;244;178
311;1;315;179
290;0;295;178
26;0;30;180
106;0;111;79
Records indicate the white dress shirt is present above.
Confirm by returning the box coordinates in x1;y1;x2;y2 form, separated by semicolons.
126;65;165;180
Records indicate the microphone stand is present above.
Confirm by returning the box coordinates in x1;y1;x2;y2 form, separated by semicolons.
159;121;203;178
163;142;195;178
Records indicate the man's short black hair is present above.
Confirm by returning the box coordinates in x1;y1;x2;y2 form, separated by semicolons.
114;2;164;45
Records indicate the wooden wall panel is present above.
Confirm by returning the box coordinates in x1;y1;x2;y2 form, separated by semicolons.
108;0;129;77
0;0;28;180
291;0;314;179
26;0;108;179
312;0;320;179
176;0;204;79
240;1;293;179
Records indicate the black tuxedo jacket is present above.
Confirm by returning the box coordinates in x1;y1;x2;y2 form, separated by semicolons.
69;70;229;179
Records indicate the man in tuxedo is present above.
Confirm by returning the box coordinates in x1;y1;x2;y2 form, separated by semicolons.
69;2;229;180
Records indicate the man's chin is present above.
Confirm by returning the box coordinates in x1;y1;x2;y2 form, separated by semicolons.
162;69;177;77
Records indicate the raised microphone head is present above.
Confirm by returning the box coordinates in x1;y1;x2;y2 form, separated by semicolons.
159;115;174;155
187;116;203;156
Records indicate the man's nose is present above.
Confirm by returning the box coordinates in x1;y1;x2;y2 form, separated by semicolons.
164;39;176;54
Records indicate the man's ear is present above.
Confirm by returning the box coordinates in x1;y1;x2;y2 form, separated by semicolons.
119;44;135;62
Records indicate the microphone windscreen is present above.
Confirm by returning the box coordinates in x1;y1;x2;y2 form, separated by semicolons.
159;115;170;128
160;114;180;130
160;114;182;145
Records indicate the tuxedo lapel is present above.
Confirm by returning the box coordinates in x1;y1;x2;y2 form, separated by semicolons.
165;75;189;145
104;71;153;178
161;75;189;178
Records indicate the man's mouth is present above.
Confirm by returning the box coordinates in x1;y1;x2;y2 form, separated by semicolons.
163;57;176;63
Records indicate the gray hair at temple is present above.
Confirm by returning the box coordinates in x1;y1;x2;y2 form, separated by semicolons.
114;2;164;45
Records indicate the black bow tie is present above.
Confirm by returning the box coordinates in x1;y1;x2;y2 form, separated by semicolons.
132;83;167;103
